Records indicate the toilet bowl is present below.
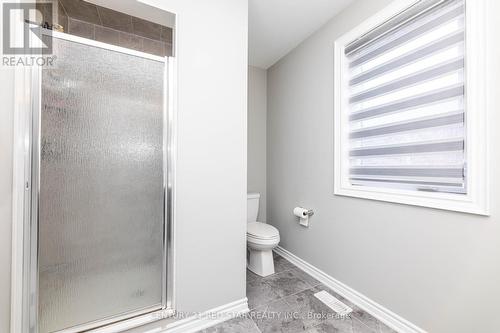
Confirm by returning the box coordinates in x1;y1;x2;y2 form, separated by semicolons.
247;193;280;277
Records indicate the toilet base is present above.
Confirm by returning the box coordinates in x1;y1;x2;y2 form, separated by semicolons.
247;249;275;277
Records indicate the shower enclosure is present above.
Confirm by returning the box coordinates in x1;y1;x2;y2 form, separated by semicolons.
21;30;174;333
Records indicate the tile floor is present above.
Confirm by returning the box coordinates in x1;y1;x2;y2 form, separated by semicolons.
199;253;398;333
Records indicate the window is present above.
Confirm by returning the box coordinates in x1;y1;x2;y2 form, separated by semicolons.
334;0;489;215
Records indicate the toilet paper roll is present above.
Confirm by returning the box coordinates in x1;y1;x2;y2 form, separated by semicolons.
293;207;308;218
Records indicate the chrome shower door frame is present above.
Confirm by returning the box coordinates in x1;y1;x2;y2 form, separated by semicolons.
21;30;175;333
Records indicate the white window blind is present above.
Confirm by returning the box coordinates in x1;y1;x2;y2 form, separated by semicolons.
345;0;466;194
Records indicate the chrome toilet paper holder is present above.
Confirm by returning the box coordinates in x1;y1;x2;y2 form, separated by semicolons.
293;207;314;227
303;209;314;217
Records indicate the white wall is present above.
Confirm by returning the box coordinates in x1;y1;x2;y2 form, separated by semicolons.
0;0;248;331
248;66;267;221
266;0;500;332
144;0;248;313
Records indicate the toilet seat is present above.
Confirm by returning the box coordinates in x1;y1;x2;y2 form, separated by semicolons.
247;222;279;240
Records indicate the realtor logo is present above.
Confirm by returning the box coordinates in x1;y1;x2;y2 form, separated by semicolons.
2;2;53;55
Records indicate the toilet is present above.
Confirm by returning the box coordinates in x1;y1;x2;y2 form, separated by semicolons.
247;193;280;277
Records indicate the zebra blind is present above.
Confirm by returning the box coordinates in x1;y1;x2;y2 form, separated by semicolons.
346;0;466;194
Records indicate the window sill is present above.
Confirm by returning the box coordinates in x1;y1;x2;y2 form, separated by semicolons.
334;184;489;216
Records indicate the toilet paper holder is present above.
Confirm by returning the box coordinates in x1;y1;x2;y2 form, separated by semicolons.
293;207;314;227
303;209;314;217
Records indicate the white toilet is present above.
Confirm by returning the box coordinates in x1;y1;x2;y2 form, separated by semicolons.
247;193;280;277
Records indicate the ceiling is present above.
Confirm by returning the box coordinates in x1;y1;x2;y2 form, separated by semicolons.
249;0;354;69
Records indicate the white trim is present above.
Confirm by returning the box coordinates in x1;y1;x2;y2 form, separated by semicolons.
63;308;170;333
11;59;31;333
84;298;249;333
157;299;249;333
87;309;175;333
274;247;427;333
333;0;489;215
11;2;32;330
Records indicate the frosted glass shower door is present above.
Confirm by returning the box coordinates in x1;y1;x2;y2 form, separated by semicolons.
37;36;166;333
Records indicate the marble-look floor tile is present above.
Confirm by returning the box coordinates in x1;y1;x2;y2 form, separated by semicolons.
250;299;306;333
198;316;260;333
247;278;281;310
290;268;321;287
283;287;331;329
306;319;354;333
273;255;296;273
263;270;313;298
247;269;260;282
352;317;377;333
351;307;380;332
242;253;400;333
378;321;399;333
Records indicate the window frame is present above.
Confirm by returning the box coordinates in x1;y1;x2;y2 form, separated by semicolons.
333;0;489;215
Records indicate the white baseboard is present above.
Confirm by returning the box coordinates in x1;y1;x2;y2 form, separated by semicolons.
274;246;427;333
161;298;249;333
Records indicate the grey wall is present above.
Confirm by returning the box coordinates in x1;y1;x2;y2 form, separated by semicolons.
266;0;500;332
0;0;248;331
248;66;267;221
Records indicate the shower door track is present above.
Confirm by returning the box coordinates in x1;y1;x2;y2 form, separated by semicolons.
16;29;176;333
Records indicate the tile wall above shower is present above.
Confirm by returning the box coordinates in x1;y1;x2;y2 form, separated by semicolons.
38;0;173;57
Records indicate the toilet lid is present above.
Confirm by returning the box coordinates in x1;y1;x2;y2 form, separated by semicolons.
247;222;279;239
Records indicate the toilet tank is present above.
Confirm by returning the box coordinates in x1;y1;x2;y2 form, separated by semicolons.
247;193;260;222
